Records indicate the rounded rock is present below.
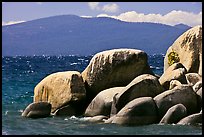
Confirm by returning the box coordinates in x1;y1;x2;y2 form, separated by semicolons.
22;102;51;118
82;49;153;97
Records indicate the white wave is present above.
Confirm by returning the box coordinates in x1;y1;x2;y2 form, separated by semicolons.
18;109;23;113
78;58;84;61
5;111;8;115
150;66;154;69
70;63;78;65
2;130;9;135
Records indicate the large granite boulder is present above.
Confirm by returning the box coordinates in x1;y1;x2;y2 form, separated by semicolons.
22;102;51;118
154;85;199;118
159;104;187;124
112;74;164;114
111;97;159;126
164;26;202;74
159;63;187;90
84;87;124;117
82;49;153;98
34;71;86;114
177;112;202;125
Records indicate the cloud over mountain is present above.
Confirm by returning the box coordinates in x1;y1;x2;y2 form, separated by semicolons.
97;10;202;27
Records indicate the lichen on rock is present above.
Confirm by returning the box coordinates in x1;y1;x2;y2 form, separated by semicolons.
167;51;180;66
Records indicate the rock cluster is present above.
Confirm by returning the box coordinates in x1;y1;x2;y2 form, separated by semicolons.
22;26;202;126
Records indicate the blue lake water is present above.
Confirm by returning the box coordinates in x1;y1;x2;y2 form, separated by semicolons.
2;54;202;135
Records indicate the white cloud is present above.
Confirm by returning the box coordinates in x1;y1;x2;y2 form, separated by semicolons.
102;3;119;13
88;2;100;10
88;2;119;13
2;21;25;26
96;10;202;27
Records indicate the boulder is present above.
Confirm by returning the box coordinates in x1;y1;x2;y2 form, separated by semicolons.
84;87;124;117
164;26;202;74
52;105;76;116
22;102;51;118
111;97;159;126
159;63;187;90
185;73;202;86
112;74;164;114
34;71;86;114
169;80;182;90
104;115;116;124
154;85;199;118
196;87;202;100
196;87;202;108
82;49;153;98
193;81;202;92
159;104;187;124
198;51;202;76
177;113;202;125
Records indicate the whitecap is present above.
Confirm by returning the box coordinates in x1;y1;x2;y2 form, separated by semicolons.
69;55;75;57
69;115;78;120
150;66;154;69
5;111;8;115
64;118;69;121
2;130;9;135
78;58;84;61
70;63;78;65
18;109;23;113
100;127;105;130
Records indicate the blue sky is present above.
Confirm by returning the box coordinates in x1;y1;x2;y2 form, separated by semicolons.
2;2;202;26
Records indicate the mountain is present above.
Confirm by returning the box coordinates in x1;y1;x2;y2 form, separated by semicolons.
174;23;192;31
2;15;188;56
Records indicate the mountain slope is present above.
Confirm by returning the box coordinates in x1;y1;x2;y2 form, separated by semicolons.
2;15;188;56
174;23;192;31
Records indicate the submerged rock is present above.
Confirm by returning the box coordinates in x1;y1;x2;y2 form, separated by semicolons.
82;49;153;98
159;104;187;124
22;102;51;118
177;112;202;125
34;71;86;114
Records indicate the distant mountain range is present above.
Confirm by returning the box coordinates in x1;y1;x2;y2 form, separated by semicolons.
2;15;191;56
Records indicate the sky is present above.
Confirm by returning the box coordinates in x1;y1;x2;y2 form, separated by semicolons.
2;2;202;27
